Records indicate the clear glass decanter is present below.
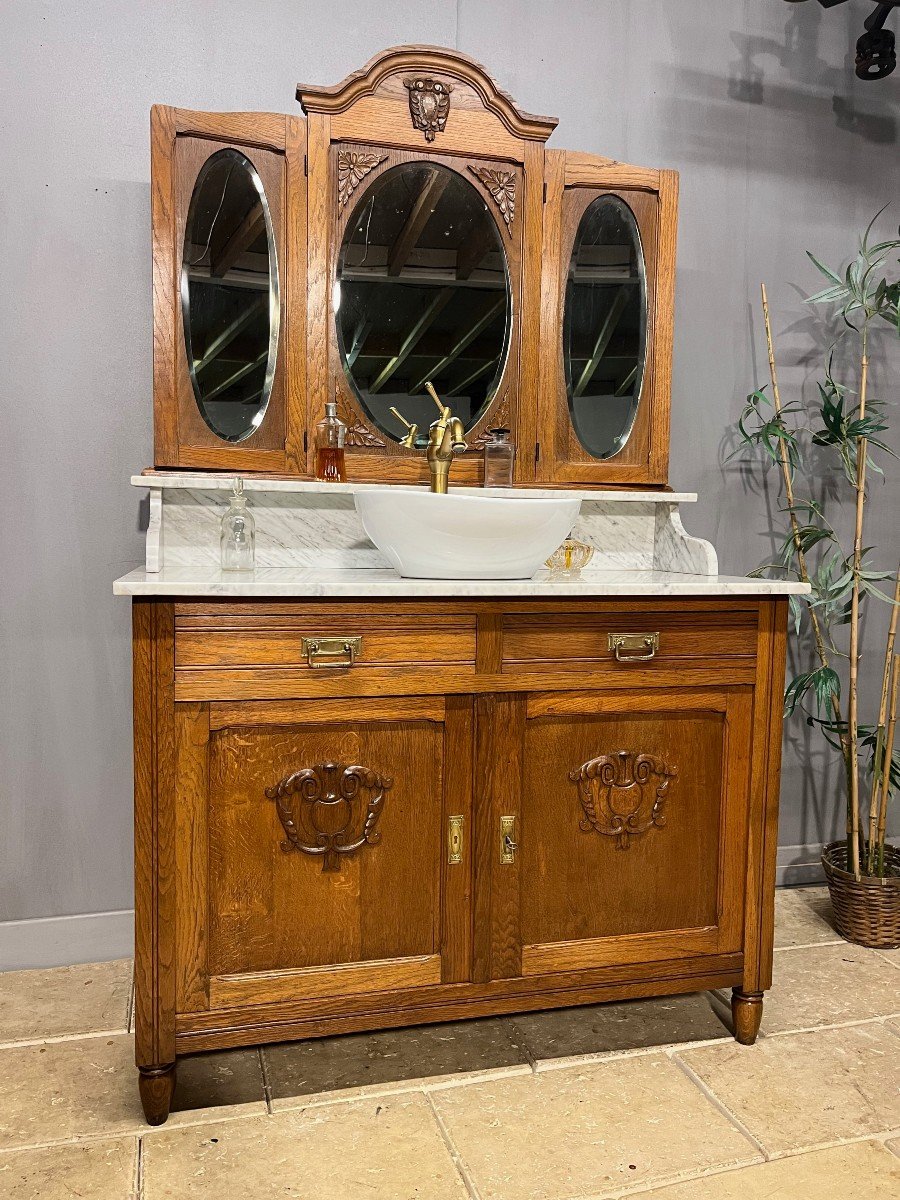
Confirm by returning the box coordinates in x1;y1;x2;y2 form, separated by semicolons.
482;427;515;487
220;478;256;572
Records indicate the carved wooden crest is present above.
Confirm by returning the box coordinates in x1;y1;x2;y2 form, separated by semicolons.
468;166;516;230
266;762;392;872
570;750;677;850
337;150;388;212
403;76;453;141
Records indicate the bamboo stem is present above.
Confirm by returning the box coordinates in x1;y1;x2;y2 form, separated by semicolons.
760;285;848;752
867;566;900;872
847;330;869;880
875;655;899;876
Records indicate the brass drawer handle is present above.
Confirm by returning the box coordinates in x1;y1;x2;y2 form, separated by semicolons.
301;636;362;669
608;632;659;663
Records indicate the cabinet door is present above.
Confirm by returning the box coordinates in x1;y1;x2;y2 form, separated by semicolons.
174;695;472;1015
538;150;678;487
480;688;751;981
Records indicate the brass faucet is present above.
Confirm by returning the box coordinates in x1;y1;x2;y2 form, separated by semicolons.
390;382;467;494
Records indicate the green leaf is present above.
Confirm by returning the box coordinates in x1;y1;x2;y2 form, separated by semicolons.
806;252;843;286
788;594;803;636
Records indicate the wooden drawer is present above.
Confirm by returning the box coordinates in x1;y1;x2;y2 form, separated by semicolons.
173;603;476;699
501;605;759;676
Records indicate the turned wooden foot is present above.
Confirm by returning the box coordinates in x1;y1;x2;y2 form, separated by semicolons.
731;989;764;1045
139;1064;176;1126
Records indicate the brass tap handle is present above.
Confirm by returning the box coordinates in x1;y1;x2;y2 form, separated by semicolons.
424;381;448;417
389;406;419;450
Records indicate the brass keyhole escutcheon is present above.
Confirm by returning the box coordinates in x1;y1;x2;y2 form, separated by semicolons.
448;815;464;865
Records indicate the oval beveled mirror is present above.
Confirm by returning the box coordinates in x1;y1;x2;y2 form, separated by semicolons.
335;162;511;442
564;195;646;459
181;148;279;443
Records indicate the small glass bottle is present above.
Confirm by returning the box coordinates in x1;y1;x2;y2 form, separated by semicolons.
315;401;347;482
482;427;515;487
220;478;256;572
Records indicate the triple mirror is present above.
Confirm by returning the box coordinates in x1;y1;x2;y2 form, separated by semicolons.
156;47;676;485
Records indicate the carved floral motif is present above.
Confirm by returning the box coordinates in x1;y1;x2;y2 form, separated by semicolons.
266;761;392;872
336;402;386;448
470;394;510;449
337;150;388;212
403;76;453;141
570;750;678;850
468;166;516;231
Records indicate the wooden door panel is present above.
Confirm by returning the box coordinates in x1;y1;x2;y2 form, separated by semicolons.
207;720;441;975
490;688;751;980
522;711;723;946
174;696;472;1013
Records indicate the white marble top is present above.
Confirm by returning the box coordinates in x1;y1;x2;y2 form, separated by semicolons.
131;473;698;504
113;566;810;598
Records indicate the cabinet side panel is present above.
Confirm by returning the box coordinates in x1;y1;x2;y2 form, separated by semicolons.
133;600;177;1069
756;599;789;991
174;703;210;1013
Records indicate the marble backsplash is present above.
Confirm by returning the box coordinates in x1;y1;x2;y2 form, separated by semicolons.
145;486;717;576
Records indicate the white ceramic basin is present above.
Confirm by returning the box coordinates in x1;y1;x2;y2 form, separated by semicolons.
354;488;581;579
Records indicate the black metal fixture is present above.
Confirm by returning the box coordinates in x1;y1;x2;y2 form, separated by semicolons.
784;0;898;79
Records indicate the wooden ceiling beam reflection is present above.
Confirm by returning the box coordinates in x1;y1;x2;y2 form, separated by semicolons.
456;221;495;281
445;357;498;398
346;317;373;368
407;296;504;394
368;287;455;393
201;350;268;403
211;206;266;278
573;289;629;398
387;169;449;277
194;297;267;373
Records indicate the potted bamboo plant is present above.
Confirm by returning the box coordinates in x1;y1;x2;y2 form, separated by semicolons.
734;213;900;948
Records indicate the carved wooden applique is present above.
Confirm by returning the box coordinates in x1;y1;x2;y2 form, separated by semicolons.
337;150;388;212
403;76;453;141
470;394;511;449
570;750;678;850
266;762;392;872
336;401;386;448
468;166;516;231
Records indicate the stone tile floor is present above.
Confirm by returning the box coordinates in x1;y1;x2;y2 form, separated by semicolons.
0;886;896;1198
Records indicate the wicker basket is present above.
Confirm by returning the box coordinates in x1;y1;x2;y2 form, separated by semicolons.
822;841;900;949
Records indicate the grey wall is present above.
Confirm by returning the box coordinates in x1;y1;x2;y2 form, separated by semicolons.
2;1;898;963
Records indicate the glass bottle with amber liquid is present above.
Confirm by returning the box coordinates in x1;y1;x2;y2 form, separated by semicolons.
315;401;347;481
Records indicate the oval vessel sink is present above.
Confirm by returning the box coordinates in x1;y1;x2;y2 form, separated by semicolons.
354;488;581;580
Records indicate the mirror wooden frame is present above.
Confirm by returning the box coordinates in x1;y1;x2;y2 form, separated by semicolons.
149;47;678;489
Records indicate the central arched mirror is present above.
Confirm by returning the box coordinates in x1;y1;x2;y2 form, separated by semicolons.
335;161;511;443
564;195;646;460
